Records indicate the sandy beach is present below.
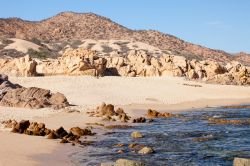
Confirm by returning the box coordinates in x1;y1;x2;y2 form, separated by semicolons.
1;76;250;165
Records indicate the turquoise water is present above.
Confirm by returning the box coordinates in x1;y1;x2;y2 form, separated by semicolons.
72;107;250;166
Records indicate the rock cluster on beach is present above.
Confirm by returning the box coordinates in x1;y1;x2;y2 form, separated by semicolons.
0;74;69;109
1;119;95;145
87;103;131;122
0;48;249;85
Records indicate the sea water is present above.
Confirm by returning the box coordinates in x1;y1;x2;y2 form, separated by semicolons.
71;107;250;166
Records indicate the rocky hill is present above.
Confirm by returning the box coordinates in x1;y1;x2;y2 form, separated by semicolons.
0;12;249;64
234;52;250;66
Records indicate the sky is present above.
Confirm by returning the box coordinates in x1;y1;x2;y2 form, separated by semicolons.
0;0;249;53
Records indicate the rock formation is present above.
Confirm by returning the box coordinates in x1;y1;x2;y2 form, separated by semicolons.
36;48;107;76
106;50;250;85
1;119;95;145
0;55;37;76
0;74;69;109
0;47;249;85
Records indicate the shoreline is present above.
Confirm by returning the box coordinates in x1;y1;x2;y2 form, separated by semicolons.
0;76;250;165
0;98;249;166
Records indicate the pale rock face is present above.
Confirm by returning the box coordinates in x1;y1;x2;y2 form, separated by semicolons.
0;55;37;77
37;48;107;76
203;61;227;78
172;55;187;70
187;69;199;79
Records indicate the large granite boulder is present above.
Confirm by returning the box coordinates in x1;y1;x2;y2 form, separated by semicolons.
0;74;69;109
0;87;69;109
0;55;37;76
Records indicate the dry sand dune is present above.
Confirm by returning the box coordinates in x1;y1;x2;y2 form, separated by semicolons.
4;38;40;53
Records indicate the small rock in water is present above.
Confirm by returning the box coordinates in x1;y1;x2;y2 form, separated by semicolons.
114;143;125;147
115;159;145;166
233;157;250;166
132;117;146;123
147;109;175;118
131;131;143;138
138;147;154;154
117;149;124;154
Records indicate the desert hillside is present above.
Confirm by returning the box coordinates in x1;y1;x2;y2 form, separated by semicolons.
0;12;249;64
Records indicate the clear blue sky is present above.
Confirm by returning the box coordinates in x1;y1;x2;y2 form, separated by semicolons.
1;0;250;53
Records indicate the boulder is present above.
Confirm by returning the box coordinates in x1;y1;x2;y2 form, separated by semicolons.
138;147;155;154
0;87;69;109
233;158;250;166
115;159;144;166
12;120;30;133
131;131;143;138
132;117;146;123
0;55;37;76
70;127;92;137
55;127;68;138
97;103;116;116
47;131;59;139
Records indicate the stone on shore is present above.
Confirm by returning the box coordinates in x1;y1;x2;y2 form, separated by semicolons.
115;159;145;166
233;158;250;166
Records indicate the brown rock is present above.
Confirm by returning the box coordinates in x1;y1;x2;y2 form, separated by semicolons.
0;87;69;109
47;131;59;139
55;127;68;138
147;109;175;118
70;127;93;137
132;117;146;123
12;120;30;133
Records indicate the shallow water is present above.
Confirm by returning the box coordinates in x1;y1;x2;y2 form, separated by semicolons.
71;107;250;166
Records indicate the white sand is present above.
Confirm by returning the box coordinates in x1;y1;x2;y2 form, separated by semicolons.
1;75;250;165
4;38;40;53
9;76;250;107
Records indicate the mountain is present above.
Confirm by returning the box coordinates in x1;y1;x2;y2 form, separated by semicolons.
234;52;250;66
0;12;249;64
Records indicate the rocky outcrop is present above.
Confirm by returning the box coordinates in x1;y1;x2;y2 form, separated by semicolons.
0;55;37;76
106;50;250;85
0;87;69;109
0;74;69;109
87;103;131;122
36;48;107;76
0;47;249;85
